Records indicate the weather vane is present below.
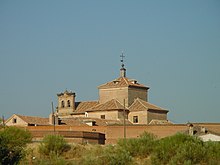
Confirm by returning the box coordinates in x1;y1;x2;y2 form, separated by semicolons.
120;51;125;68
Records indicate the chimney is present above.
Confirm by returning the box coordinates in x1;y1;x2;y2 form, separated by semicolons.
120;67;126;77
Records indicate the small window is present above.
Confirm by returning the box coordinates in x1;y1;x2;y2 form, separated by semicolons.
67;100;71;107
85;112;88;117
101;115;105;119
61;101;65;108
13;118;17;123
133;116;138;123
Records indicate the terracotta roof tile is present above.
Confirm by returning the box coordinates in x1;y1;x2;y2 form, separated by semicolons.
98;77;149;89
16;114;49;125
75;101;99;113
87;99;127;112
129;98;168;112
60;118;88;126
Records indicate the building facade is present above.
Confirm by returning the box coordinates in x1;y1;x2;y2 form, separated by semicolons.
56;61;169;125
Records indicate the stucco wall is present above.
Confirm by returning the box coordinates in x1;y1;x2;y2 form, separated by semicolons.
6;115;28;126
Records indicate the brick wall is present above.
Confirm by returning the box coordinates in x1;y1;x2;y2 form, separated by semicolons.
147;110;167;124
99;87;129;106
88;110;119;120
26;123;220;144
105;125;188;144
128;87;148;104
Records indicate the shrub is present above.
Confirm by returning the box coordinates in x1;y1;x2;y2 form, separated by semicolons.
151;133;208;165
102;145;133;165
0;126;32;165
169;140;206;164
203;141;220;164
39;135;70;157
79;144;133;165
64;143;86;159
117;132;156;157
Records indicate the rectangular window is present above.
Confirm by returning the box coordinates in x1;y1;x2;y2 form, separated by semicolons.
13;118;17;123
133;116;138;123
101;115;105;119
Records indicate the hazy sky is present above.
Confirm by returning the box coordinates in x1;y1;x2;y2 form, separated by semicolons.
0;0;220;123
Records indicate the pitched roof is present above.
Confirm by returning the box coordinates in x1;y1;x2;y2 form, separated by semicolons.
98;77;149;89
15;114;49;125
74;101;99;113
129;98;168;112
87;99;127;112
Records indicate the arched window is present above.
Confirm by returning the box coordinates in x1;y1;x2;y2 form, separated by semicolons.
67;100;71;107
61;101;65;108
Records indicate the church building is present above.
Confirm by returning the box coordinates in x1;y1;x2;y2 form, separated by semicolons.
55;55;169;125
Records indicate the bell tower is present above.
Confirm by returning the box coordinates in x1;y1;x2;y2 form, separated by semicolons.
57;90;76;116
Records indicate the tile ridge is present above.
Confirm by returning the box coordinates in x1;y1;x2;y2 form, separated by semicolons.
113;98;123;109
122;77;129;85
136;98;149;110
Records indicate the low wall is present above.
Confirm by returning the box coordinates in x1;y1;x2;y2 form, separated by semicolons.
30;130;105;144
26;123;220;144
105;124;188;144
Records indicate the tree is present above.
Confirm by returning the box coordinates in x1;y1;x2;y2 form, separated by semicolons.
0;126;32;165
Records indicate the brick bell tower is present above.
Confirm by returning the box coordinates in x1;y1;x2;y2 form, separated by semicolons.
57;90;76;116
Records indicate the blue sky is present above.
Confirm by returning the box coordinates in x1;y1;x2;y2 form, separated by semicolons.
0;0;219;123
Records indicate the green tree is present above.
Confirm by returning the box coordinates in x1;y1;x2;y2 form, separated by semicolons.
39;135;70;157
0;126;32;165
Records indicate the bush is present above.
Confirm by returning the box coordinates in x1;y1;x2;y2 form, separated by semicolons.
103;145;133;165
151;133;208;165
64;143;86;159
39;135;70;157
203;141;220;164
0;127;32;165
118;132;156;157
79;144;133;165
